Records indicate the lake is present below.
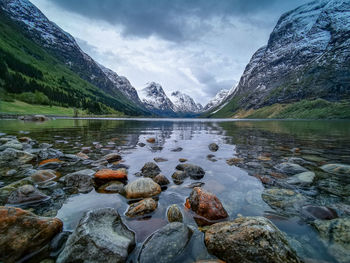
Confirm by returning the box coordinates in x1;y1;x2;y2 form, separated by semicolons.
1;118;349;262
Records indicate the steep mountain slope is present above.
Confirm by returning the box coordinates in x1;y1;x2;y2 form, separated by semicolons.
203;89;229;112
213;0;350;118
170;91;202;113
139;82;177;116
0;0;148;116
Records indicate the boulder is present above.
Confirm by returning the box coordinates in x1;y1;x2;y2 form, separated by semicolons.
64;169;95;193
56;208;135;263
125;198;158;217
312;218;350;263
320;163;350;175
204;216;301;263
0;178;34;205
7;184;49;205
208;143;219;152
167;204;183;223
125;178;161;199
275;162;308;176
176;164;205;180
0;148;35;168
141;162;161;178
138;222;193;263
186;187;228;226
153;174;170;186
0;206;62;262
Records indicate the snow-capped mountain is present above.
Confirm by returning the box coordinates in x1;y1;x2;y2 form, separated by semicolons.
0;0;148;115
215;0;350;114
203;89;229;112
99;64;142;105
170;91;202;113
139;82;177;115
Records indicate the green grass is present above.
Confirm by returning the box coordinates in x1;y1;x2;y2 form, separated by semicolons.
0;100;79;116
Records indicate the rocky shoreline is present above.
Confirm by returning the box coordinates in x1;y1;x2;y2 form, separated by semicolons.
0;132;349;263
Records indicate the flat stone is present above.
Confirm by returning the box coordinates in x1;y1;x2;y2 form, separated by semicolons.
94;169;128;180
0;148;35;168
64;169;95;193
320;163;350;175
7;184;49;205
286;171;315;185
98;181;125;194
125;198;158;217
275;162;308;175
31;170;57;183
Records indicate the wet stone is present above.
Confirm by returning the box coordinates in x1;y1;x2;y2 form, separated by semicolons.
320;163;350;175
7;184;49;205
301;205;338;220
172;171;188;185
104;153;122;163
125;178;161;199
208;143;219;152
154;157;168;163
98;181;125;194
167;204;183;222
64;169;96;193
175;163;205;180
141;162;161;178
274;162;308;176
125;198;158;217
153;174;170;186
171;147;183;152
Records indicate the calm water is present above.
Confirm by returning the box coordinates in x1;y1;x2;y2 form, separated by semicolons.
1;118;350;262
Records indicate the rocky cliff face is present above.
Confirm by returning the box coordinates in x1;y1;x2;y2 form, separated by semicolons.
170;91;202;113
0;0;147;115
139;82;177;116
203;89;229;112
219;0;350;113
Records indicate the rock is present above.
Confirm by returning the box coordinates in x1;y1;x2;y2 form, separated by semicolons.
38;158;62;170
186;182;205;188
153;174;170;186
167;204;183;222
141;162;161;178
138;142;146;147
0;178;34;205
76;152;89;159
207;154;217;162
154;157;168;163
275;162;308;175
60;154;81;162
0;140;23;151
56;208;135;263
179;158;187;163
186;187;228;226
7;184;49;205
5;169;17;177
94;169;128;181
208;143;219;152
138;222;193;263
125;198;158;217
36;148;63;161
146;138;156;143
320;163;350;175
98;181;125;194
33;115;49;121
171;147;183;152
204;216;301;263
125;178;161;199
64;169;96;193
286;171;315;185
31;170;57;183
262;188;306;213
0;148;35;168
80;147;91;154
171;171;188;184
312;218;350;263
226;158;243;166
0;206;62;262
301;205;338;220
176;163;205;180
104;153;122;163
18;137;32;143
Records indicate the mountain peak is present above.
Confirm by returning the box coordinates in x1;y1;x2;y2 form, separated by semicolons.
170;90;202;113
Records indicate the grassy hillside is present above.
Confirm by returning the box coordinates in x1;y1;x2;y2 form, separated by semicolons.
0;10;147;116
209;99;350;119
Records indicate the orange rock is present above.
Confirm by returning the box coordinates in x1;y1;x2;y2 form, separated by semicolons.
0;206;62;262
94;169;128;180
39;158;61;166
146;138;156;143
185;199;191;209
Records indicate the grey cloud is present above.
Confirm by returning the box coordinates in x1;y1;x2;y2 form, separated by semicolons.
46;0;310;42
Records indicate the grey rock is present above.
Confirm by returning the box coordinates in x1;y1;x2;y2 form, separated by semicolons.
99;181;125;194
56;208;135;263
286;171;315;185
208;143;219;152
167;204;183;223
125;198;158;217
205;216;301;263
320;163;350;175
153;174;170;186
141;162;161;178
153;157;168;163
0;140;23;151
64;169;96;193
7;184;49;205
171;171;188;185
60;154;81;162
175;163;205;180
171;147;183;152
262;188;307;213
138;222;193;263
275;162;308;176
0;178;34;205
39;162;62;170
0;148;35;168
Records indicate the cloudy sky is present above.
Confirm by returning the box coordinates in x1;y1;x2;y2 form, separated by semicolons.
31;0;309;104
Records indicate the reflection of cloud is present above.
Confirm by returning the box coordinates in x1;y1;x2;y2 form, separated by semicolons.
32;0;309;104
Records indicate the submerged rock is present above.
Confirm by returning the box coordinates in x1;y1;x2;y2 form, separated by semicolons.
167;204;183;223
0;148;35;168
57;208;135;263
31;169;57;183
301;205;338;220
125;178;161;199
138;222;193;263
312;218;350;263
186;187;228;226
141;162;161;178
125;198;158;217
172;171;188;184
7;184;49;205
208;143;219;152
154;157;168;163
275;162;308;175
262;188;306;213
64;169;95;193
0;206;62;262
176;163;205;180
320;163;350;175
286;171;315;185
98;181;125;194
204;216;301;263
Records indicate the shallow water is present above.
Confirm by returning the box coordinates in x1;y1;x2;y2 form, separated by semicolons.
1;118;350;262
